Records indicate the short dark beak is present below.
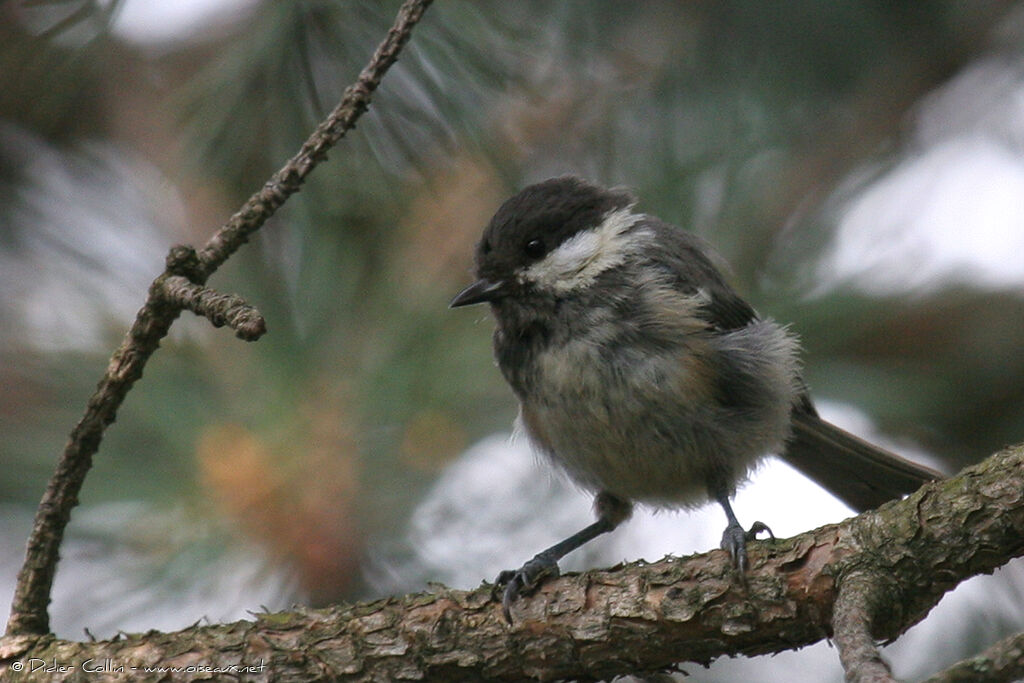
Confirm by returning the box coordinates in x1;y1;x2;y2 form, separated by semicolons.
449;278;507;308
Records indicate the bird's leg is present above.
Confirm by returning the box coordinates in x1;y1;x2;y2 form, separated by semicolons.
714;490;774;574
495;491;631;623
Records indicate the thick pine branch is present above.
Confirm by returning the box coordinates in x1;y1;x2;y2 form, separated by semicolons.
3;444;1022;682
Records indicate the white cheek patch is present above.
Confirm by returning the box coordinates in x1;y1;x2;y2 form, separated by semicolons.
519;208;646;293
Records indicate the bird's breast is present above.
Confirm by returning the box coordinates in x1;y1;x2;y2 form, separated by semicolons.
510;318;800;506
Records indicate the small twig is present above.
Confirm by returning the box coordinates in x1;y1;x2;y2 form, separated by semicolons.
4;0;434;638
833;571;896;683
160;275;266;341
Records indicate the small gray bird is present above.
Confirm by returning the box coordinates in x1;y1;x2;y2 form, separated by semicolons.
450;176;941;622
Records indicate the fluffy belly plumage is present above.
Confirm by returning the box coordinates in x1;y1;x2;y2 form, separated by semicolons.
517;320;800;506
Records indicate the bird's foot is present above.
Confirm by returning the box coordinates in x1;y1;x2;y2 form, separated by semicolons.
493;552;560;623
720;520;774;574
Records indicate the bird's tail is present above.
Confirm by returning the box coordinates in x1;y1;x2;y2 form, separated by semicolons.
781;410;943;513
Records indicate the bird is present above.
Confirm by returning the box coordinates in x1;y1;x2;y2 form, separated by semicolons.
449;176;942;622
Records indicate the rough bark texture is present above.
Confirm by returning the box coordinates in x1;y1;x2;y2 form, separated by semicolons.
2;444;1022;682
160;274;266;341
833;572;896;683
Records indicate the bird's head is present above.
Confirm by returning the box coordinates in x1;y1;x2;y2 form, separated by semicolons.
450;176;643;310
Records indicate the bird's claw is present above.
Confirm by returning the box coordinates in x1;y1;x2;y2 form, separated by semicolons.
720;519;774;574
493;553;560;623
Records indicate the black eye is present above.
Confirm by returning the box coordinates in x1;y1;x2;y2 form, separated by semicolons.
524;239;545;259
480;239;492;255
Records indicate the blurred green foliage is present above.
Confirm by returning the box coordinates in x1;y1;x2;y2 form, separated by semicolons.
1;0;1023;610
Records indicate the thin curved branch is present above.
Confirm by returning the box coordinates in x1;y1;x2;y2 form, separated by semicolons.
4;0;434;638
3;443;1022;681
194;0;431;277
833;571;896;683
924;630;1024;683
